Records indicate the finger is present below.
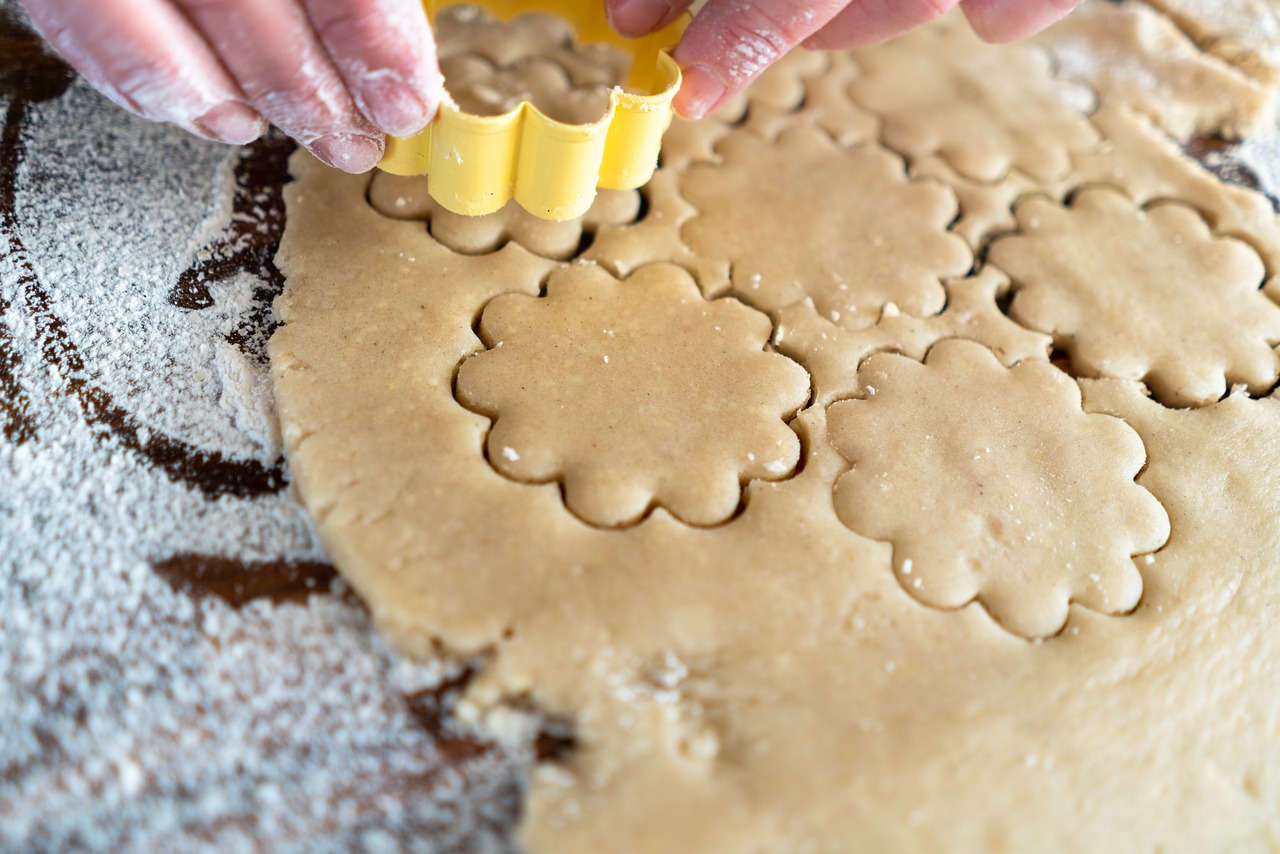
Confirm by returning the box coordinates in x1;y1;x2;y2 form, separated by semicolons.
803;0;962;50
19;0;266;143
604;0;694;39
301;0;442;138
670;0;849;120
960;0;1084;42
174;0;383;173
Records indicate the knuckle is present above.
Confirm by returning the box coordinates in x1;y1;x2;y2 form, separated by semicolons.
312;7;381;45
717;10;793;83
113;56;184;108
311;2;423;62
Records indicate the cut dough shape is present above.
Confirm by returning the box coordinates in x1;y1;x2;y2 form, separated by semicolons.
1034;0;1273;140
849;13;1100;182
1084;378;1280;560
826;339;1170;639
990;186;1280;407
1071;106;1280;279
454;262;810;528
681;125;972;327
367;171;639;259
774;268;1052;406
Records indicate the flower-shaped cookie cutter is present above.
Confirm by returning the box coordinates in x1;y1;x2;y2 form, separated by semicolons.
378;0;687;221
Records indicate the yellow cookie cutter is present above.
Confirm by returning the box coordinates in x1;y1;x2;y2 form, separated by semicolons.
378;0;687;221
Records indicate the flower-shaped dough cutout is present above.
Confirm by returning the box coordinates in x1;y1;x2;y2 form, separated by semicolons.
455;263;811;528
827;339;1170;639
990;186;1280;407
849;14;1099;182
368;171;640;259
681;125;972;329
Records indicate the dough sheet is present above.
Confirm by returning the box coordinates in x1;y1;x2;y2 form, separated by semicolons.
270;4;1280;851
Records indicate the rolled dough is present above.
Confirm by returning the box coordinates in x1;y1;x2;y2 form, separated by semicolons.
269;6;1280;851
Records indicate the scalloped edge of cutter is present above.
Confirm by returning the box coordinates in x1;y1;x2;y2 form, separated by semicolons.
378;0;686;221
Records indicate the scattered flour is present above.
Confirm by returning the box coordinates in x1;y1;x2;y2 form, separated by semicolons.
1;75;522;853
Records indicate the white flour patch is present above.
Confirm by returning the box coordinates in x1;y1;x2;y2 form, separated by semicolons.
1;45;523;853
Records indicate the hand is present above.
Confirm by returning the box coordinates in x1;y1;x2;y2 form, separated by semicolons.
18;0;444;172
606;0;1084;119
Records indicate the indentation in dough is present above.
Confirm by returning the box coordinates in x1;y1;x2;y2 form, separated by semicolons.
681;125;972;328
990;186;1280;407
367;171;640;259
454;262;811;528
826;339;1170;639
849;13;1100;182
774;268;1051;406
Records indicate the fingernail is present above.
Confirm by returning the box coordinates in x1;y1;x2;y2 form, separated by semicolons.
311;133;385;173
194;102;266;144
608;0;671;37
674;64;727;120
360;73;435;137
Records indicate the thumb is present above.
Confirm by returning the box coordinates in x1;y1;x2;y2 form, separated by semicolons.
669;0;847;119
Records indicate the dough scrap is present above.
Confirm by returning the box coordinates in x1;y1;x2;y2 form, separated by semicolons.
440;54;613;124
849;13;1100;182
910;156;1044;251
454;262;810;528
990;186;1280;407
826;339;1169;639
581;168;719;282
434;4;631;87
1137;0;1280;84
774;268;1052;406
661;53;878;171
367;171;639;259
681;125;972;327
1034;0;1273;139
